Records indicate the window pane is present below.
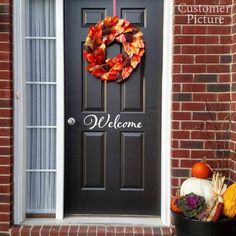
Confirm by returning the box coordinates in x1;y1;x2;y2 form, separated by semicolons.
26;84;56;126
27;129;56;170
26;172;56;213
25;0;56;37
25;0;57;214
26;40;56;82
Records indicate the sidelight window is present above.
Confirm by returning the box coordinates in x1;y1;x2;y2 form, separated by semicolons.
25;0;56;214
14;0;64;222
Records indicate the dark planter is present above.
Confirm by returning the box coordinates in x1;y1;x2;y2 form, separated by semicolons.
172;211;236;236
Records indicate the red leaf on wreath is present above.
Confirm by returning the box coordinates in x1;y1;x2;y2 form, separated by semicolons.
110;16;119;26
107;70;119;80
91;68;105;77
105;59;115;67
87;63;96;71
113;54;123;64
94;47;106;63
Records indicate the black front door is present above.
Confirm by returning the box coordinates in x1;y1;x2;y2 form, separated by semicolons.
65;0;163;215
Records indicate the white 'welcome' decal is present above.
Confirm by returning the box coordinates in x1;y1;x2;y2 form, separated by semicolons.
83;114;143;130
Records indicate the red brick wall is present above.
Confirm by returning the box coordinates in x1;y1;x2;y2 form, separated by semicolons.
230;0;236;182
0;0;13;234
172;0;233;194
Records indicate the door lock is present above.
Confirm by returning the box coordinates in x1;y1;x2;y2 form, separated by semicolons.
67;117;76;126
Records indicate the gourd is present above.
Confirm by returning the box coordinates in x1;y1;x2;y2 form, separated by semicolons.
170;191;182;214
180;177;213;203
223;183;236;217
197;172;227;222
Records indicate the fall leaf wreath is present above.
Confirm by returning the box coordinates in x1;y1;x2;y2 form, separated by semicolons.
83;16;145;82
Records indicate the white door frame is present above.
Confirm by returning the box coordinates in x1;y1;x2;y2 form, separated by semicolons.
161;0;173;226
13;0;173;226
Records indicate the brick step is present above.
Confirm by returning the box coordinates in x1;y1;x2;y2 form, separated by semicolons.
10;225;176;236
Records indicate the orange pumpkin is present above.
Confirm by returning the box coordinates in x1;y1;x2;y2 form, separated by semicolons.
170;196;182;214
192;158;211;179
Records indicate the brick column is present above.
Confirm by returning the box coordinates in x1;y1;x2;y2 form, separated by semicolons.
231;0;236;182
172;0;233;194
0;0;13;234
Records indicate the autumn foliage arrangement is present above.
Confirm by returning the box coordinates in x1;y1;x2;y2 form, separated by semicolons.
83;16;145;82
171;160;236;222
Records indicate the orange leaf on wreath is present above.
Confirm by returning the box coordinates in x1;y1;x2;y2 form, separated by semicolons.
88;26;96;39
87;63;97;71
84;53;96;64
106;58;115;67
113;54;123;64
112;63;123;71
131;55;141;68
122;66;133;79
123;20;131;29
133;31;143;39
101;70;118;81
132;39;145;48
138;49;145;57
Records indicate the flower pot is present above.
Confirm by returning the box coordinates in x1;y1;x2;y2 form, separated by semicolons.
172;211;236;236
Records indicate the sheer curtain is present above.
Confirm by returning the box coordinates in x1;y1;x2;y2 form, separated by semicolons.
25;0;56;213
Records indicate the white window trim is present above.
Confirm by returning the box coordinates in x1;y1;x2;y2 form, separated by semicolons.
13;0;26;224
13;0;173;226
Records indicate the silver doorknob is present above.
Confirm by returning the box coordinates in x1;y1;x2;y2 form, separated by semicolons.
67;117;76;126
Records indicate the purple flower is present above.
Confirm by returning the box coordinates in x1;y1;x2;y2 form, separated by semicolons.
186;195;200;209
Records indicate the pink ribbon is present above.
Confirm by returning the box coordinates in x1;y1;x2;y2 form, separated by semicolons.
113;0;117;16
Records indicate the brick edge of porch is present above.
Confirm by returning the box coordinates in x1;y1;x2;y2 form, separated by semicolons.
9;225;176;236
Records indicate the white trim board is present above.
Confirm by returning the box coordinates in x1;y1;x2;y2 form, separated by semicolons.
55;0;65;220
22;216;164;227
13;0;173;226
13;0;27;224
161;0;173;226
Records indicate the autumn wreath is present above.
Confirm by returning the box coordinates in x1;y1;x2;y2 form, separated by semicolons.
83;16;145;82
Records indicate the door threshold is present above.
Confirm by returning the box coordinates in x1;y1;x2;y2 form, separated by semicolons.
22;215;164;226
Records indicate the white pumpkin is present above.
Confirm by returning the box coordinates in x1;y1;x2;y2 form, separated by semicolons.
180;177;213;203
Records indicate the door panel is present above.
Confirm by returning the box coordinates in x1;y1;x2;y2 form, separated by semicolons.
121;132;144;189
82;132;105;189
65;0;163;215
